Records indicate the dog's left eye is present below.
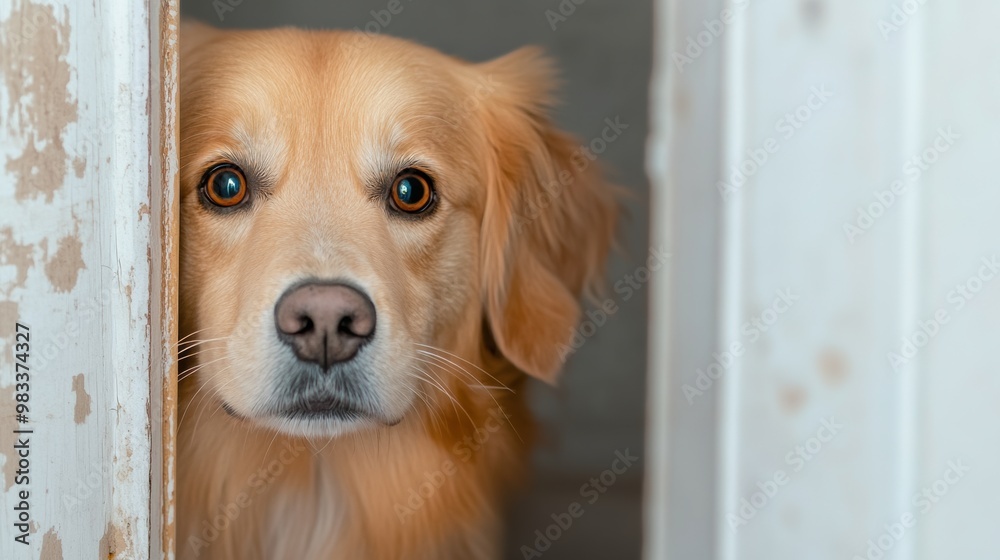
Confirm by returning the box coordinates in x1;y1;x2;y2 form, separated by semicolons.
390;169;435;214
202;164;248;208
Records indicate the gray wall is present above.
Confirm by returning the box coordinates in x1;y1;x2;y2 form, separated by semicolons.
179;1;652;557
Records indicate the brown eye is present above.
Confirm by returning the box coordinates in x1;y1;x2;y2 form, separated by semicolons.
390;170;434;214
204;165;248;207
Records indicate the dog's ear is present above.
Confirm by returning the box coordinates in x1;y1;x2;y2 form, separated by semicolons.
477;48;617;384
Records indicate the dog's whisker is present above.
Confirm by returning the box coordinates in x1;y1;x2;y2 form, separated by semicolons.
178;336;229;353
311;431;339;456
178;355;229;382
408;365;477;432
177;335;228;348
178;345;228;363
405;380;444;435
412;350;522;442
401;384;438;436
419;363;465;429
178;346;223;360
414;343;514;392
178;368;231;391
241;409;255;456
177;352;227;369
177;358;233;432
413;354;482;390
178;353;227;371
178;371;230;430
403;369;447;436
193;371;237;436
410;365;457;415
178;363;223;384
410;362;476;436
412;354;505;408
260;425;284;472
411;355;508;418
175;326;221;346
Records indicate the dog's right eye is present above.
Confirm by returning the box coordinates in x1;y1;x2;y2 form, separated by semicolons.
389;169;435;214
202;164;248;208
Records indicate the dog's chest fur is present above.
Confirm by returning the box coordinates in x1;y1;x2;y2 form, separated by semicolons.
177;389;528;560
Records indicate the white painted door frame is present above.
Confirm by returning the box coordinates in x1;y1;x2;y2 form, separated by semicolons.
0;0;178;558
647;0;1000;559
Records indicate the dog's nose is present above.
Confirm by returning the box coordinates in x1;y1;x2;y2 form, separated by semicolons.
274;282;376;368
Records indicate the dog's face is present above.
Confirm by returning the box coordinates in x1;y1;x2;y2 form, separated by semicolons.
179;25;615;438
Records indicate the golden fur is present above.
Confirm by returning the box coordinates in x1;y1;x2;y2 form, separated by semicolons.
177;22;616;560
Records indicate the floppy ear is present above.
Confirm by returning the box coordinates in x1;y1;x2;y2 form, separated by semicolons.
477;48;618;384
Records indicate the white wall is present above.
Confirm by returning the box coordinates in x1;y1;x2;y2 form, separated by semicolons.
648;0;1000;558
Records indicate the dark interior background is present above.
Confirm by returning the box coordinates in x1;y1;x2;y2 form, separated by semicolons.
180;1;652;557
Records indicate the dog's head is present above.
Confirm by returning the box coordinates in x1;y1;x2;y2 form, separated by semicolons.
178;24;616;438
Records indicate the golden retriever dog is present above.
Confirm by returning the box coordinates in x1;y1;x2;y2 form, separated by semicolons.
177;21;616;560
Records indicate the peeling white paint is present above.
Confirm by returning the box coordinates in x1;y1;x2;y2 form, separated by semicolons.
0;0;161;557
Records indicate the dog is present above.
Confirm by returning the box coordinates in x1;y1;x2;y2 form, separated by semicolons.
177;21;617;560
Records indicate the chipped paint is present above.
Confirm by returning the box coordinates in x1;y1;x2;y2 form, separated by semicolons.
72;156;86;178
43;235;84;292
72;373;91;424
0;227;35;292
40;528;63;560
0;1;77;203
99;522;127;559
0;301;18;343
